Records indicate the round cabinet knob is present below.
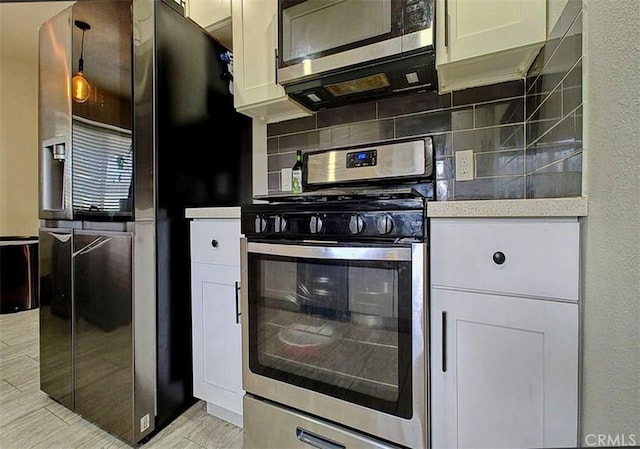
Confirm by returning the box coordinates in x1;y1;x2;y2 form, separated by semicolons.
254;215;268;233
211;239;218;248
348;214;365;234
274;215;288;233
492;251;506;265
376;214;394;235
309;215;324;234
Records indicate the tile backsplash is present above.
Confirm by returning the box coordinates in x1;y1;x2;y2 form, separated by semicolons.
266;1;582;200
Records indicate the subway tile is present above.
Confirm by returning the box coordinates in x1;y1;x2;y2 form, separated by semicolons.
526;143;581;174
267;172;280;191
452;80;523;106
527;91;562;122
526;155;582;198
527;71;564;98
278;130;320;153
267;137;278;154
562;61;583;114
526;119;556;147
396;110;452;137
320;119;395;148
435;156;455;180
267;153;296;172
432;133;452;157
318;128;332;149
378;90;451;118
527;12;582;96
555;0;583;44
454;176;525;200
451;108;473;131
316;102;376;128
475;99;524;127
526;43;556;85
527;13;582;94
575;106;583;141
436;179;454;201
476;150;525;178
527;109;580;150
452;124;524;153
267;115;316;137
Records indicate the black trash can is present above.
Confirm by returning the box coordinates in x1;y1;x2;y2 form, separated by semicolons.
0;236;39;314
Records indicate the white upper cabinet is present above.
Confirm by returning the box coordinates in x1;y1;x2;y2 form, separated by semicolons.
436;0;546;93
186;0;233;49
231;0;312;123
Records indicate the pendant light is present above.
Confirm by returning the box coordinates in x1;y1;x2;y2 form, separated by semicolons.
72;20;91;104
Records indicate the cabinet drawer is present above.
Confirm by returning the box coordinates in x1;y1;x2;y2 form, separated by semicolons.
431;218;579;301
190;219;241;266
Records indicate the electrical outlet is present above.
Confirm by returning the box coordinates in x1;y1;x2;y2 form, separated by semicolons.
281;168;292;191
455;149;474;181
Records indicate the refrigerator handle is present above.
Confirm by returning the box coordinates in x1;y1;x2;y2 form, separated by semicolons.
49;232;72;243
73;236;113;258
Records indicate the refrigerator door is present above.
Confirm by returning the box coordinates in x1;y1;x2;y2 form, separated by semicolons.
39;228;73;409
73;230;134;443
38;8;72;220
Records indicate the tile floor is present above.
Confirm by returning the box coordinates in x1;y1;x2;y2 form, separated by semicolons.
0;309;243;449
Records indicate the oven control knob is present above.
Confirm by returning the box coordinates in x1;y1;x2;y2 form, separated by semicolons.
309;215;324;234
349;214;365;234
274;215;288;233
376;214;394;235
255;215;268;233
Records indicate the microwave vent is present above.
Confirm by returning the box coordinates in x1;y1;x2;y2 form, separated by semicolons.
325;73;390;97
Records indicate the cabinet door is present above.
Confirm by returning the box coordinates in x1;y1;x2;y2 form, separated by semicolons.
191;262;244;426
187;0;230;27
436;0;545;92
186;0;232;49
430;289;578;449
231;0;311;123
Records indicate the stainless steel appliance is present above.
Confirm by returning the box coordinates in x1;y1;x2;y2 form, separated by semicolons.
277;0;436;111
37;0;252;445
240;138;434;448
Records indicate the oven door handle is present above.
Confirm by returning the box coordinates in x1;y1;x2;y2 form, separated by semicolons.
296;428;345;449
235;281;241;324
246;242;413;262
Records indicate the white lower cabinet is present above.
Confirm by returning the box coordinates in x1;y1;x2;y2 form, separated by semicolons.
430;218;579;449
190;215;244;427
430;290;578;449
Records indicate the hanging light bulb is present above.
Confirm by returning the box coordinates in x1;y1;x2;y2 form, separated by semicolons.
72;20;91;104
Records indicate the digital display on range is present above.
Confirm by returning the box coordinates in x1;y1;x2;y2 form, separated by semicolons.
346;149;377;168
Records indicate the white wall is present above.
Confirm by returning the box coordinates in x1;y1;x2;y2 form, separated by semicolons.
0;2;73;237
0;53;40;236
581;0;640;443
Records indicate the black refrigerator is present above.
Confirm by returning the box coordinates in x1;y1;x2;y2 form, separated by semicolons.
37;0;252;444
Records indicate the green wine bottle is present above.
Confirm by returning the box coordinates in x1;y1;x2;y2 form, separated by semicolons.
292;150;303;193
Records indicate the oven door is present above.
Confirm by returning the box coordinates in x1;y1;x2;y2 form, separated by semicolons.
240;239;427;448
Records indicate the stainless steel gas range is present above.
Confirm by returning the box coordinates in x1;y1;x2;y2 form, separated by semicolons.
240;138;434;449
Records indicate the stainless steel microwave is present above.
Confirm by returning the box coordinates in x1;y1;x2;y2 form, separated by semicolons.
277;0;436;111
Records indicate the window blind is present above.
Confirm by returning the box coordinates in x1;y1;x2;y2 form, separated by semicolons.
72;118;132;212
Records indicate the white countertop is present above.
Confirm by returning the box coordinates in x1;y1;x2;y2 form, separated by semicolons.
185;197;589;219
427;197;588;218
185;207;240;219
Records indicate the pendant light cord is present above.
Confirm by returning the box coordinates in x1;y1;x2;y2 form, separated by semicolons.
79;29;85;72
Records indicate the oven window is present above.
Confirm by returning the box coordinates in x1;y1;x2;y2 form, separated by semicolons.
247;250;413;418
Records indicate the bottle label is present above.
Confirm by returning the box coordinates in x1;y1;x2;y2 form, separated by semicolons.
292;170;303;193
